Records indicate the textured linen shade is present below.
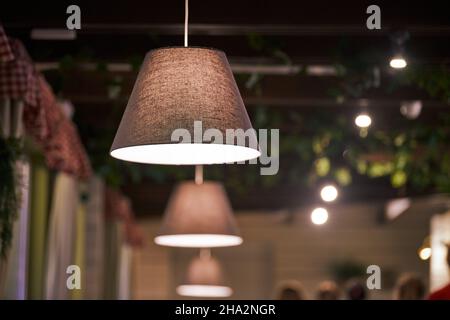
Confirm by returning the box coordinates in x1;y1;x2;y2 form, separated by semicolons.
176;252;232;298
110;47;260;165
154;181;242;248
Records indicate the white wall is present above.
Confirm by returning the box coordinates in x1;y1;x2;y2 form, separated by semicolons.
133;200;433;299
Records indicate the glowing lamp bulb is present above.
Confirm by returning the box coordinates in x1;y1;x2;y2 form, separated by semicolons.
390;57;407;69
311;207;329;225
418;247;431;261
320;185;338;202
355;114;372;128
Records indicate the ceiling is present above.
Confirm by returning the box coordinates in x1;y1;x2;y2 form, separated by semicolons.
2;1;449;215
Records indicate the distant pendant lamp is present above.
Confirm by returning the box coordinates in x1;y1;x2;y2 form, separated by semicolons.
177;249;233;298
110;0;260;165
154;166;242;248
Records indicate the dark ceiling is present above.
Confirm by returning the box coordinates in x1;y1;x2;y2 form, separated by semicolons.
1;1;449;215
3;0;450;62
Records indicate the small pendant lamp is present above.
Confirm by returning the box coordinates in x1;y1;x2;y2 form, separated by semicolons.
154;166;242;248
110;0;260;165
176;249;232;298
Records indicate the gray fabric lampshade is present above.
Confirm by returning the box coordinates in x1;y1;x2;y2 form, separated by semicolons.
154;181;242;248
110;47;260;165
176;253;232;297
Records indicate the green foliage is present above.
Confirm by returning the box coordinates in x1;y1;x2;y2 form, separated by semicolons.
58;35;450;198
403;65;450;102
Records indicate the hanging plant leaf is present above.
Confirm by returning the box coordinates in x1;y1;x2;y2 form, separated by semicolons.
314;157;330;177
0;137;22;258
334;167;352;186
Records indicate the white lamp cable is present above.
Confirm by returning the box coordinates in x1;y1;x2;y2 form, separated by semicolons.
184;0;189;47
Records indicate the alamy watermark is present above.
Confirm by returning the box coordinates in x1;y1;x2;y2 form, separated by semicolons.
366;5;381;30
171;121;279;175
66;5;81;30
66;265;81;290
367;265;382;290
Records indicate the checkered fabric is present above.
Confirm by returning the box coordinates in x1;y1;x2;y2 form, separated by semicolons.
0;25;14;62
27;76;92;180
104;187;144;247
45;117;93;180
0;38;39;107
23;74;49;142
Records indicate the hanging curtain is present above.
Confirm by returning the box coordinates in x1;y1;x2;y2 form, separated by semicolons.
84;176;105;299
117;244;132;300
2;160;31;299
0;52;30;298
28;76;92;180
103;220;121;299
0;25;14;63
430;212;450;291
0;38;39;109
71;192;86;300
27;163;49;299
45;172;79;299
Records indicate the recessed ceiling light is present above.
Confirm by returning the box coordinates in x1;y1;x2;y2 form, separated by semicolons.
311;207;329;225
320;185;338;202
389;56;407;69
355;113;372;128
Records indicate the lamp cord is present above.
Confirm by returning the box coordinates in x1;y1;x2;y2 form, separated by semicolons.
184;0;189;47
200;248;211;259
195;165;203;185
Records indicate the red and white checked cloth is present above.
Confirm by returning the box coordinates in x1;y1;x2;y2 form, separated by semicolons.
26;75;92;180
0;25;14;62
0;38;39;107
104;187;144;247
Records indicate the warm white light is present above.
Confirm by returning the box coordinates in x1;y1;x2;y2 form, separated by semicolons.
419;247;431;261
311;207;329;225
154;234;243;248
111;144;261;165
354;114;372;128
177;285;233;297
390;57;407;69
320;185;338;202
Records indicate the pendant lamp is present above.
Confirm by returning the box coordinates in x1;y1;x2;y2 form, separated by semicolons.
110;0;260;165
176;249;232;298
154;171;242;248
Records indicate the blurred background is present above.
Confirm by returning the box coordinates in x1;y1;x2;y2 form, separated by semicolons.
1;0;450;300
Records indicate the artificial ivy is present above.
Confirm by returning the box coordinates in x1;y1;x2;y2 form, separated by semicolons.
0;137;22;257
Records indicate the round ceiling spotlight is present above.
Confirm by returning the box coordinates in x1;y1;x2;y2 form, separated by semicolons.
417;236;432;261
311;207;329;225
389;31;409;70
354;113;372;128
418;247;431;261
390;56;407;69
320;185;338;202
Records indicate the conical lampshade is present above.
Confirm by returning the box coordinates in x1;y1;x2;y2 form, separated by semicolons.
177;251;232;298
154;181;242;248
110;47;260;165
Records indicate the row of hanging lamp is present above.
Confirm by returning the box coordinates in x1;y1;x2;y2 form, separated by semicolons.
110;0;260;165
177;249;232;298
110;0;249;249
109;1;244;297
